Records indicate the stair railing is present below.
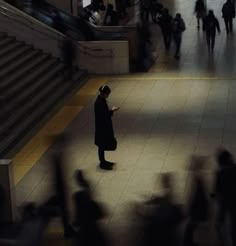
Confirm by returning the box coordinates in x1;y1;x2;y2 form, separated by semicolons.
0;0;113;58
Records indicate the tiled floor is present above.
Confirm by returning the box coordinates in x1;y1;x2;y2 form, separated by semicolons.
13;0;236;244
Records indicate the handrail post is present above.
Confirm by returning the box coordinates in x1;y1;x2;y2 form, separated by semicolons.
0;159;16;223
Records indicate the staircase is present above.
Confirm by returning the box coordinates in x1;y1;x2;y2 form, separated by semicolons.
0;32;88;158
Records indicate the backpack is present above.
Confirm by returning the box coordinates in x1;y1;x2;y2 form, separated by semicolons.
173;18;186;33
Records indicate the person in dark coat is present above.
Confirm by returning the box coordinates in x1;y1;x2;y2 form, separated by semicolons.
157;8;173;51
203;10;220;52
140;0;151;22
184;156;209;246
172;13;186;59
212;149;236;246
104;4;119;26
194;0;206;29
150;0;163;23
73;170;109;246
61;37;76;80
50;135;75;238
94;85;119;170
136;173;184;246
222;0;235;34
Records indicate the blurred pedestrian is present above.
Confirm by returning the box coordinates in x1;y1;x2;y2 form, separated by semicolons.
157;8;173;50
172;13;186;59
140;0;151;22
184;155;209;246
61;37;76;81
150;0;163;23
137;173;184;246
222;0;235;34
73;170;109;246
104;4;119;26
51;138;74;238
17;203;46;246
213;149;236;246
194;0;206;29
203;10;220;52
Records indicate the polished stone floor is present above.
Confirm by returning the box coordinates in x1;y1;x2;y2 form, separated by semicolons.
14;0;236;245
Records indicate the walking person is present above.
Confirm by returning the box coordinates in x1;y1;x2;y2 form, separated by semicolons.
172;13;186;59
94;85;119;170
73;170;110;246
157;8;173;50
150;0;163;23
194;0;206;29
212;149;236;246
222;0;235;34
61;37;75;80
104;4;119;26
140;0;151;22
184;156;209;246
203;10;220;52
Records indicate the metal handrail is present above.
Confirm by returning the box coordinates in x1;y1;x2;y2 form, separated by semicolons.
33;0;135;33
0;1;113;57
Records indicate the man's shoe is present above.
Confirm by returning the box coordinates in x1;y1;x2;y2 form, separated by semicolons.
99;162;113;170
174;54;180;59
105;160;115;166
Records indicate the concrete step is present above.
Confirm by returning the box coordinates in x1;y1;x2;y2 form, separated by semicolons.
0;76;73;156
1;53;51;90
0;49;41;79
0;62;64;136
3;61;64;103
5;62;64;112
0;36;15;48
0;32;88;157
0;45;32;69
0;41;24;57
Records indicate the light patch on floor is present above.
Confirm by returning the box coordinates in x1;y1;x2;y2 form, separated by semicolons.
12;77;108;185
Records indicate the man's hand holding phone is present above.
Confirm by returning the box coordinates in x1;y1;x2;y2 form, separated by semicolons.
112;106;120;112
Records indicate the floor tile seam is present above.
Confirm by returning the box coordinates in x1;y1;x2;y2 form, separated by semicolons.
14;77;107;187
116;101;145;141
141;110;162;145
18;173;47;205
112;77;141;115
158;131;176;173
111;77;236;80
169;79;195;137
111;87;132;111
180;79;201;154
194;79;213;153
13;109;84;186
221;84;231;145
106;170;135;225
156;78;187;153
181;169;192;204
155;81;177;115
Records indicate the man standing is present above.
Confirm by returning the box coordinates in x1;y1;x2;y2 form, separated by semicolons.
203;10;220;52
222;0;235;34
104;4;119;26
172;13;186;59
157;8;173;51
94;85;119;170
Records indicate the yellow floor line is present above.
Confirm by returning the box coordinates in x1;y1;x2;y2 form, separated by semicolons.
111;76;236;80
13;77;108;185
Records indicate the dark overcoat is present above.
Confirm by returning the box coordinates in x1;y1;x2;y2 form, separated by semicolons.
94;95;115;149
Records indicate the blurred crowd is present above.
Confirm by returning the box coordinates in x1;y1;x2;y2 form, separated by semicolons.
0;139;236;246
